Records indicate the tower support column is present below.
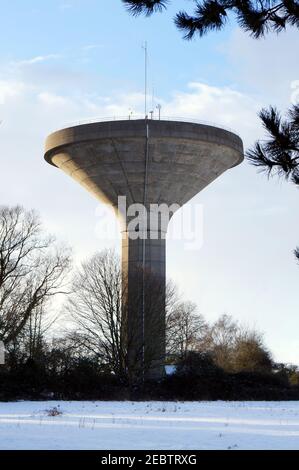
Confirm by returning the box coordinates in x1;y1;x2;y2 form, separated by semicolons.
121;229;166;381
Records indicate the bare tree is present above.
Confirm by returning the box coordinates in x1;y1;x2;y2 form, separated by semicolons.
66;250;125;377
25;305;58;360
203;314;241;370
0;205;71;346
67;249;167;382
166;295;207;360
7;304;58;363
203;314;272;373
232;332;273;373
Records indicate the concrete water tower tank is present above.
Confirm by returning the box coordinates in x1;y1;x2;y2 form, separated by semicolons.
44;119;243;380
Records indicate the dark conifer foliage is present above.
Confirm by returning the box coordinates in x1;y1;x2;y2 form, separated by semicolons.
122;0;168;17
122;0;299;38
246;105;299;184
246;104;299;263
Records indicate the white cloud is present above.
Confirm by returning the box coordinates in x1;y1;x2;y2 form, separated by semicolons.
0;80;26;104
224;27;299;110
26;81;261;148
0;73;266;160
11;54;62;68
161;82;262;146
38;91;70;107
81;44;103;52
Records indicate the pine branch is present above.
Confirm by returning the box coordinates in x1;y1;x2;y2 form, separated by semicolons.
291;168;299;184
122;0;169;16
288;104;299;128
259;106;282;138
123;0;299;38
175;1;227;39
283;0;299;26
246;141;276;176
247;104;299;182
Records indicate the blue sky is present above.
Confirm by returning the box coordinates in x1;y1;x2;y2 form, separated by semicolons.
0;0;298;363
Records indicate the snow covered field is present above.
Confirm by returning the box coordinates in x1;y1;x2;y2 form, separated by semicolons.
0;401;299;450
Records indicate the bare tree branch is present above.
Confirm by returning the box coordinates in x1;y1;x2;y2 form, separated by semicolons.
0;206;71;345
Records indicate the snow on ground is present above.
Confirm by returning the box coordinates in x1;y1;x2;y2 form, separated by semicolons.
0;401;299;450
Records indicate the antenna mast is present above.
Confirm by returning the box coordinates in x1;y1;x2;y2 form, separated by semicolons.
143;41;148;118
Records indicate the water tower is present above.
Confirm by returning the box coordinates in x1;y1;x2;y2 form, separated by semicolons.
44;119;243;379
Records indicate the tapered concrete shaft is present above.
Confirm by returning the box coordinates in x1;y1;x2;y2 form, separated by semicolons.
121;227;166;379
44;119;244;379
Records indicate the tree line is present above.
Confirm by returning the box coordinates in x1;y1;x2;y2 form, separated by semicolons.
0;204;298;400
